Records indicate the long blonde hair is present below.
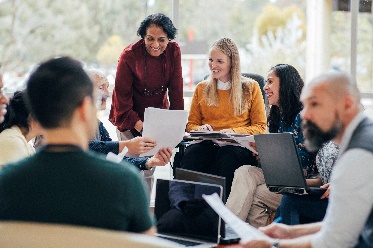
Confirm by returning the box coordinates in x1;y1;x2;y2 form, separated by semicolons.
204;37;251;116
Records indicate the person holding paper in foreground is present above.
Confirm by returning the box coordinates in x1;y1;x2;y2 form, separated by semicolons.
241;72;373;248
226;64;317;228
180;37;267;198
87;70;172;171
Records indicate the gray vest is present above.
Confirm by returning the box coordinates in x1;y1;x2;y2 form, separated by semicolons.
345;117;373;248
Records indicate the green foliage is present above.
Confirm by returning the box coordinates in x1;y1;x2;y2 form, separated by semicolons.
255;4;305;42
244;14;306;79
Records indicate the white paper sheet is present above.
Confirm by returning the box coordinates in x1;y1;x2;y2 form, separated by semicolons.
202;193;267;243
106;146;129;163
140;107;189;157
227;134;258;155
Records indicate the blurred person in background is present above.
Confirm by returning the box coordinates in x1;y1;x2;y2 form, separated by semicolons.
0;91;43;168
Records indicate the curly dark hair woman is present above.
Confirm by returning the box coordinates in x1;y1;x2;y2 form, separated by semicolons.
0;90;43;166
0;91;30;133
266;64;304;133
137;13;177;40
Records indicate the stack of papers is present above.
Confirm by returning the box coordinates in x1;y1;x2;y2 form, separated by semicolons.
187;131;258;155
189;131;231;139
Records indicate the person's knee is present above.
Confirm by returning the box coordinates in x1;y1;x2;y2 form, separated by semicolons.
233;165;250;179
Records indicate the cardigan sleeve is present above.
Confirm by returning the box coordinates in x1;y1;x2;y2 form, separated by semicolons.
186;83;203;132
109;50;141;132
167;42;184;110
233;81;267;134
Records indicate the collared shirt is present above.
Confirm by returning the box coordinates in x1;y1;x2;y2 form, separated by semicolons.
312;112;373;248
217;80;231;90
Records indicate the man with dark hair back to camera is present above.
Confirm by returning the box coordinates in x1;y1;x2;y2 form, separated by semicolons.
0;57;156;235
242;71;373;248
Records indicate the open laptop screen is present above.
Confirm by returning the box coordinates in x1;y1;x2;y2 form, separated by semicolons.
174;168;227;202
155;179;222;244
255;133;307;188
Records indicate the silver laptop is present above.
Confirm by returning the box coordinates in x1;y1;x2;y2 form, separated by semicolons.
254;133;326;196
155;179;223;247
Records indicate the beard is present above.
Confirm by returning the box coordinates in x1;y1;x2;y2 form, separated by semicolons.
302;118;342;152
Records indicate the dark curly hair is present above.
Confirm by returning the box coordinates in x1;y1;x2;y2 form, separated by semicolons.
137;13;177;40
0;90;31;133
267;64;304;133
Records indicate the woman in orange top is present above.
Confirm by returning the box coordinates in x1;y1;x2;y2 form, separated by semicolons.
180;37;267;198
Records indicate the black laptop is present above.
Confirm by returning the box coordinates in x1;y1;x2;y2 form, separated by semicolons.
254;133;326;196
174;168;240;245
154;179;223;247
174;168;227;202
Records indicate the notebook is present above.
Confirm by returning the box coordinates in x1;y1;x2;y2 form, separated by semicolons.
174;168;240;245
154;179;223;247
254;133;326;196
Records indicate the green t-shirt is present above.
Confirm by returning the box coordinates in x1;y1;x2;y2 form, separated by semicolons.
0;146;154;233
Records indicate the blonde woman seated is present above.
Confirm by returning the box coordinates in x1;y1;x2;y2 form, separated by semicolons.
180;37;267;198
226;64;317;228
0;91;43;168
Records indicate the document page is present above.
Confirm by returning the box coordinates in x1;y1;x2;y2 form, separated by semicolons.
140;107;189;157
203;193;267;242
227;134;257;155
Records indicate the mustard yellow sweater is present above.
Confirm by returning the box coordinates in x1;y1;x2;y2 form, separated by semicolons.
186;80;267;134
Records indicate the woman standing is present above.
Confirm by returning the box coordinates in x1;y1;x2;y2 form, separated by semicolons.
109;13;184;140
180;37;267;198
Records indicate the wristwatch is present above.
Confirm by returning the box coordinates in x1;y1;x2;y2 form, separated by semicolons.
271;239;280;248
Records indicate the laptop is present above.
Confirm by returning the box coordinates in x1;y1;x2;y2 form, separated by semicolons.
154;179;222;247
174;168;240;245
174;168;227;202
254;133;326;196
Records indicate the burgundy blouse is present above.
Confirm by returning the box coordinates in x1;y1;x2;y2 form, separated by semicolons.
109;39;184;132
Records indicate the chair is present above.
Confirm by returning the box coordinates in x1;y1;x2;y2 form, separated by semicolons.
0;221;182;248
241;73;267;106
203;72;267;106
